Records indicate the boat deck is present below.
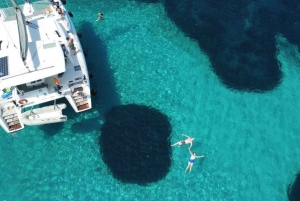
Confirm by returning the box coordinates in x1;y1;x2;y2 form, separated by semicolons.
0;0;92;133
0;1;87;89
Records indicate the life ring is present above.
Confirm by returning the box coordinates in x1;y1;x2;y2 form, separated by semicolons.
18;99;28;104
53;77;60;85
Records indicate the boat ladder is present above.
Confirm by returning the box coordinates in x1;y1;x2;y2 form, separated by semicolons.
71;87;89;110
2;106;22;131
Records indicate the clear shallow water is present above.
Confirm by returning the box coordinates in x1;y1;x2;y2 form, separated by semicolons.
1;0;300;200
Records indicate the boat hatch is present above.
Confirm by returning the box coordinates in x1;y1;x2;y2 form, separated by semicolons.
43;42;56;49
74;65;81;71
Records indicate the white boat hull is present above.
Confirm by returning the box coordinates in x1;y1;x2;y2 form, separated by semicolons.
0;0;92;133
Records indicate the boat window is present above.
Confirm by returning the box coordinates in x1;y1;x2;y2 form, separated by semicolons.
0;56;9;77
43;42;56;49
74;65;81;71
26;78;45;87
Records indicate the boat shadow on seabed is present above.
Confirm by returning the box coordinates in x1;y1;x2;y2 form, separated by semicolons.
39;19;121;136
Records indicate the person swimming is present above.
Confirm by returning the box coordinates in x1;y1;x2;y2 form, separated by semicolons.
171;134;195;148
185;147;204;174
96;13;104;21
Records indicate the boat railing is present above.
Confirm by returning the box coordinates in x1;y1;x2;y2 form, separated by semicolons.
0;98;12;107
31;0;51;10
1;0;52;22
24;1;54;18
16;83;49;94
0;4;30;21
0;7;16;21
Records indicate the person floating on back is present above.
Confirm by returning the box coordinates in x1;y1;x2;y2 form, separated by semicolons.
185;147;204;174
96;13;104;21
171;134;194;148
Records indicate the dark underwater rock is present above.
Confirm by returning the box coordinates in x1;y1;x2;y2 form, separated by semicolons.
288;172;300;201
163;0;284;92
136;0;300;92
100;104;172;185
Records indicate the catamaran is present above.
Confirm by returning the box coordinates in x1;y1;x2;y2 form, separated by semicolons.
0;0;93;133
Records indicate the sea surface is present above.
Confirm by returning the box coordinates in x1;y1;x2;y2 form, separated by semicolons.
1;0;300;200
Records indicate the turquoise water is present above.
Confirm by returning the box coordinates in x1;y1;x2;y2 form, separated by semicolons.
1;0;300;200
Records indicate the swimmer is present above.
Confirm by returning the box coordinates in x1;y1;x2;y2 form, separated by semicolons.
96;13;104;21
185;147;204;174
171;134;194;148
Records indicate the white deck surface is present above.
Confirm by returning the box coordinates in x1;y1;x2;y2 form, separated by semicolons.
0;8;66;89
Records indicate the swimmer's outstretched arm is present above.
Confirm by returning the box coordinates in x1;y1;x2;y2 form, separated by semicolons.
189;142;193;149
188;147;192;155
196;155;205;158
171;142;178;146
182;134;190;138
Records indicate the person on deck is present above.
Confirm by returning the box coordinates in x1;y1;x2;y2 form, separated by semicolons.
66;37;76;55
56;6;65;18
